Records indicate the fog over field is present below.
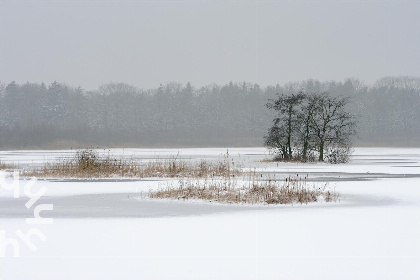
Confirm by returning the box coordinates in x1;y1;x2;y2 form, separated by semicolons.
1;77;420;149
1;1;420;280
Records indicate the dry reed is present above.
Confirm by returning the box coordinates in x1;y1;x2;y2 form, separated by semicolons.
24;148;241;179
149;174;338;205
0;161;17;170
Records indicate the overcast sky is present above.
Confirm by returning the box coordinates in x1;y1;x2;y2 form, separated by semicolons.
1;0;419;90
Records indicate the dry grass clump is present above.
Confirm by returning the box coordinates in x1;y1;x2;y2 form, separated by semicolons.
25;148;241;179
28;149;139;178
0;161;17;170
149;175;338;205
140;157;240;178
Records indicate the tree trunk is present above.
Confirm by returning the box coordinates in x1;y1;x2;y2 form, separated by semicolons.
282;147;287;160
287;106;292;159
303;141;308;161
302;120;310;161
319;141;324;162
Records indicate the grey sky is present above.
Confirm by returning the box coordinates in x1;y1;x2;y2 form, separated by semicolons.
1;0;419;90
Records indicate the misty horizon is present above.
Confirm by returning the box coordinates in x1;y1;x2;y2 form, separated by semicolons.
3;76;420;93
1;76;419;149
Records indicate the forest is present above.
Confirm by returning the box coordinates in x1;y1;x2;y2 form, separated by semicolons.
0;76;419;149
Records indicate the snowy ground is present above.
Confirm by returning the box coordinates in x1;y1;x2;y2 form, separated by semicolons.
1;147;419;279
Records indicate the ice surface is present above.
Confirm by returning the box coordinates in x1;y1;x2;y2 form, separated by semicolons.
0;148;419;279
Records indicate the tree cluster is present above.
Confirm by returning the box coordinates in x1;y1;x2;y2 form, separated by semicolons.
265;92;357;163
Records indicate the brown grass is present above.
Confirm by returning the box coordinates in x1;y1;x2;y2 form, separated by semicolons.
0;161;17;170
149;175;338;205
21;149;339;205
24;149;241;179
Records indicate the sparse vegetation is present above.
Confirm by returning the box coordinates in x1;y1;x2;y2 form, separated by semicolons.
24;148;241;179
149;174;338;205
0;160;16;170
22;148;339;206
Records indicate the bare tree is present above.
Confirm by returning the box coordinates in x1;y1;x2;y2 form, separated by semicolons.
310;93;357;162
296;94;317;161
265;93;305;159
264;118;289;159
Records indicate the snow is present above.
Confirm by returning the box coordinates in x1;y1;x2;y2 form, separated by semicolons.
1;148;420;279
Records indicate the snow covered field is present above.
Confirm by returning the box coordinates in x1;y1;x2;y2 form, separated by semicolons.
1;148;420;279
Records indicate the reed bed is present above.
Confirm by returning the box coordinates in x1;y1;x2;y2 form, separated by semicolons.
0;161;17;170
24;149;241;179
22;148;339;205
149;174;338;205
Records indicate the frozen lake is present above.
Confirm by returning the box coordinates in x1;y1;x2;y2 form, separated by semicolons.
1;147;419;279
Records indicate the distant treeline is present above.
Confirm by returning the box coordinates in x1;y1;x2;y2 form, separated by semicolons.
1;77;419;149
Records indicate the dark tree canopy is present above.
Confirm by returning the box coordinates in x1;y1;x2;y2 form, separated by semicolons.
265;92;357;163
